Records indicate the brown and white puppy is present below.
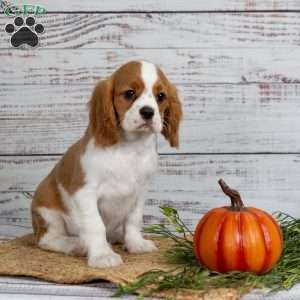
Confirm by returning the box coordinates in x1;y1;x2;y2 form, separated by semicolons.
31;61;182;268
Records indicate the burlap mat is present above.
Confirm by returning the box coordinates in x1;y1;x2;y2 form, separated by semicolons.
0;234;240;300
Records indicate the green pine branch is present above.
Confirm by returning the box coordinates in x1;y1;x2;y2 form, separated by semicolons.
114;207;300;298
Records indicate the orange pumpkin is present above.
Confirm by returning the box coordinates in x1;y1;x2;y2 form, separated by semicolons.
193;179;283;274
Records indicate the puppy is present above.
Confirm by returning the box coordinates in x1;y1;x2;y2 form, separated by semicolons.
31;60;182;268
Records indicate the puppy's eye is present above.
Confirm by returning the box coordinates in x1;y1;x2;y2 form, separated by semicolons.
124;89;135;100
157;92;166;102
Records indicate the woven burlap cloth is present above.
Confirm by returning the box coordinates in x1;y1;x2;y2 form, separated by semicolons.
0;234;240;300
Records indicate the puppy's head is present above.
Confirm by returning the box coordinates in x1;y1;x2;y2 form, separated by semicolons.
89;60;182;147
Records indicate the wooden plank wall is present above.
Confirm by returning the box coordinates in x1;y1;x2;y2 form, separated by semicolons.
1;0;300;239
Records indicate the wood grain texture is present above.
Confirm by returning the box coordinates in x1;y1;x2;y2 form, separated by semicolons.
1;48;300;85
2;13;300;49
0;277;299;300
0;277;118;300
1;154;300;239
11;0;300;12
1;84;300;155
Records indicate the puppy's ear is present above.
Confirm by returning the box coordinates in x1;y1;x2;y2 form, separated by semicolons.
162;84;182;148
89;78;119;146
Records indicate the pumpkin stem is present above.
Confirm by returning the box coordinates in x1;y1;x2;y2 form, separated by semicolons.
218;179;244;210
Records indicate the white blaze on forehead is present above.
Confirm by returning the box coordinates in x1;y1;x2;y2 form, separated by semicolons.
140;61;158;93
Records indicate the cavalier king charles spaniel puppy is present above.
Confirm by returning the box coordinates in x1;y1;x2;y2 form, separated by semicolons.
31;60;182;268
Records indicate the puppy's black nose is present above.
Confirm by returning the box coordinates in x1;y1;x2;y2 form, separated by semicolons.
140;106;154;120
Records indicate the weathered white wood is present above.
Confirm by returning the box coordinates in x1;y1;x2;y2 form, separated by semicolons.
0;277;299;300
0;277;139;300
0;192;31;239
159;83;300;153
1;154;300;238
0;294;117;300
0;294;125;300
1;84;300;155
0;277;119;299
1;48;300;85
2;13;300;49
25;0;300;11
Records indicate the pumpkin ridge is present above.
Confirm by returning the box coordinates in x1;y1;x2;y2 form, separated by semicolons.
216;212;230;272
193;210;213;266
248;209;270;274
238;212;248;271
249;208;283;273
258;209;283;248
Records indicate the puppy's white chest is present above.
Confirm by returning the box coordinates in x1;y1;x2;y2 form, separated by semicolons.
81;137;157;200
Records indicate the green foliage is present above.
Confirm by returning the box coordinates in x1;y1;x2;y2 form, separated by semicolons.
114;207;300;298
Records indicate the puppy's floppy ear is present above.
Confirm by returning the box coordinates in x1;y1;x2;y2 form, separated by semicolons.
89;78;119;146
162;84;182;148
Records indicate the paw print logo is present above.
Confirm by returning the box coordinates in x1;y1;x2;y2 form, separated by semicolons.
5;16;44;48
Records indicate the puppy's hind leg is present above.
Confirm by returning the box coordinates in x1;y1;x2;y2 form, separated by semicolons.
107;224;124;244
34;207;86;256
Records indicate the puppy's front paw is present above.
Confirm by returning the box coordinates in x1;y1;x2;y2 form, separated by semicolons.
88;252;123;268
126;238;158;254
